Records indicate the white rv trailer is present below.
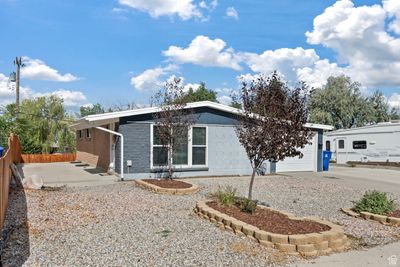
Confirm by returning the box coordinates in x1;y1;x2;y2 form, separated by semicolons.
324;122;400;164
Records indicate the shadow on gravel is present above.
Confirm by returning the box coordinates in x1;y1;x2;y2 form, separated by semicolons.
0;181;30;266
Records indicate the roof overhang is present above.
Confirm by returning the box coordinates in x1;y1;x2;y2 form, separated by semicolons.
71;101;333;131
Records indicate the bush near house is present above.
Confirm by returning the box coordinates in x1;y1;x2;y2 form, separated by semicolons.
353;190;396;215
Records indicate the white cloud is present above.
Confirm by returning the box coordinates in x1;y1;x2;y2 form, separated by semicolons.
241;47;320;82
183;83;201;92
0;73;87;108
163;35;241;70
384;0;400;34
118;0;202;20
21;57;78;82
305;0;400;87
388;93;400;109
130;64;178;91
296;59;346;88
35;89;87;107
226;7;239;20
199;0;217;11
217;95;232;105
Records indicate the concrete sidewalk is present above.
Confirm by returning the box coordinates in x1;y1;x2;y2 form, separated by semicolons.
297;241;400;267
20;162;118;187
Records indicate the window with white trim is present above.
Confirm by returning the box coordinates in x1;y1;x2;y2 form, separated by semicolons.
78;130;83;140
192;127;206;165
151;125;207;168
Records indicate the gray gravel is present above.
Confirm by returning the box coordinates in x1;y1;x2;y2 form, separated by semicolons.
2;174;400;266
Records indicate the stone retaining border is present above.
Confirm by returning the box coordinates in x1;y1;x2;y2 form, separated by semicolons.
135;179;199;195
341;208;400;226
195;200;349;257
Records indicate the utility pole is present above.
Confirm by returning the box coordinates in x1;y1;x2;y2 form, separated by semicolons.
14;57;23;114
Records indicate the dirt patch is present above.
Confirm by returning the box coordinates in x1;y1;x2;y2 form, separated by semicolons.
347;161;400;168
142;179;193;189
389;210;400;218
208;201;330;235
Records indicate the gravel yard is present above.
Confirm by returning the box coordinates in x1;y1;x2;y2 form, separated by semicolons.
2;174;400;266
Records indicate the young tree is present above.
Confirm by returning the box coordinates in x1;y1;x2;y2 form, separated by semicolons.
151;77;195;179
236;72;312;200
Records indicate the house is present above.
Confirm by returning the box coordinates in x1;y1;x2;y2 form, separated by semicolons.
72;101;332;180
324;121;400;164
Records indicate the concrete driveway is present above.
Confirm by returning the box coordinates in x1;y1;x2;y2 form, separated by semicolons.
283;165;400;194
20;162;119;187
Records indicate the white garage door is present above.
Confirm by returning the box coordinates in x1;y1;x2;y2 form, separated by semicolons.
276;135;316;172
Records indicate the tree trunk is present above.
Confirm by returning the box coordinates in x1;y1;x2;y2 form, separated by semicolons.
248;168;257;200
168;146;173;179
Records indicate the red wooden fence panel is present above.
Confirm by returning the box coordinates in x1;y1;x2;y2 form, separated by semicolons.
21;153;76;163
0;134;22;229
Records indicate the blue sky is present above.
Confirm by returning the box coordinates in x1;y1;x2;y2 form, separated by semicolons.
1;0;399;111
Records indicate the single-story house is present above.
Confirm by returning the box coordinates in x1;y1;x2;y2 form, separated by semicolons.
324;121;400;164
72;101;332;180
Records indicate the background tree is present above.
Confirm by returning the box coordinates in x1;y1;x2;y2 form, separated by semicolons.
309;76;375;129
181;82;218;103
368;90;390;123
79;103;105;117
0;96;76;153
151;77;195;179
237;72;312;200
309;76;399;129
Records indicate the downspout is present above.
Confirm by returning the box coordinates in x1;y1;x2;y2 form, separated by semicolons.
95;126;124;181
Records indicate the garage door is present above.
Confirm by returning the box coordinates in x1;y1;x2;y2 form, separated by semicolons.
275;136;316;172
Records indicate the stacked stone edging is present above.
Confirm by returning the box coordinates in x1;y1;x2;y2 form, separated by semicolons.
195;200;349;256
341;208;400;226
135;179;199;195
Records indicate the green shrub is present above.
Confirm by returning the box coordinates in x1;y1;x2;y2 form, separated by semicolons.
210;186;237;206
353;190;396;215
236;197;258;213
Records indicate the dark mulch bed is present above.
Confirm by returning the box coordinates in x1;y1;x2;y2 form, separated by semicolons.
208;201;331;235
142;179;193;189
388;210;400;218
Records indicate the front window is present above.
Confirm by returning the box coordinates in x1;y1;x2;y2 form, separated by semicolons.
152;125;207;167
192;127;206;165
152;126;168;166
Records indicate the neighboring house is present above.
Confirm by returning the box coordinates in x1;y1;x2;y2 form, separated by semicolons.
72;101;332;180
324;121;400;164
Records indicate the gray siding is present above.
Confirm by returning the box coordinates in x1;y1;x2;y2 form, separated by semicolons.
122;124;254;179
115;122;150;174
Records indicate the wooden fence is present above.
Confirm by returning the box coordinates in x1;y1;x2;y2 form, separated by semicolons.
0;134;22;229
21;153;76;163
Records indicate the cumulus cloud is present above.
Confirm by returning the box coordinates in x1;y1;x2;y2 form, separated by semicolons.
226;7;239;20
305;0;400;87
183;83;201;92
0;73;87;108
163;35;242;70
21;57;78;82
241;47;320;82
296;59;346;88
130;64;178;91
118;0;203;20
199;0;218;11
